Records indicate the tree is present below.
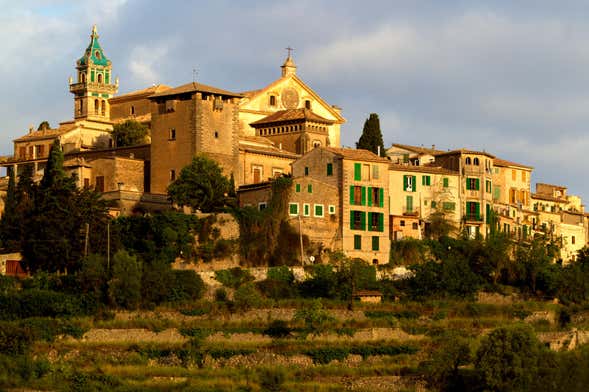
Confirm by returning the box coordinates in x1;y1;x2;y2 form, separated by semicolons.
168;154;230;212
422;331;472;391
112;119;149;147
108;250;142;309
475;325;546;392
37;121;51;131
0;171;19;250
356;113;385;156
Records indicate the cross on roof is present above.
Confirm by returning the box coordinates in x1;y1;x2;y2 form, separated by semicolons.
285;46;294;57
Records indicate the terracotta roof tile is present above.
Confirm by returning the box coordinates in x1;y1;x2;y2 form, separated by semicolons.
389;143;446;155
149;82;243;99
250;108;335;126
14;123;77;142
493;157;533;169
389;163;458;175
110;84;171;101
435;148;495;158
322;147;390;163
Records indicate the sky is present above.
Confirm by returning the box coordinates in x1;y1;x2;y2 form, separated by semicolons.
2;0;589;201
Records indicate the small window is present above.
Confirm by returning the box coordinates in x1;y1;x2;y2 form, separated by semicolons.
326;163;333;176
305;100;311;109
303;203;310;217
130;106;135;115
572;236;576;245
328;205;336;214
422;175;431;186
269;95;276;106
465;157;471;165
95;50;101;59
443;178;449;188
214;131;219;139
295;183;301;192
170;170;176;181
400;220;405;227
83;178;90;188
314;204;324;217
313;141;321;148
97;73;103;84
304;167;309;176
169;129;176;140
258;202;267;211
473;157;479;166
95;176;105;192
371;236;379;251
308;184;313;193
412;222;418;230
289;203;299;216
372;165;380;179
354;235;362;250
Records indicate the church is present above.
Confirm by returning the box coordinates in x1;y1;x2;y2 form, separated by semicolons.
1;26;345;214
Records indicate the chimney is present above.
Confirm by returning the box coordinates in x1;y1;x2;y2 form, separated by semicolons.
377;146;381;156
432;144;435;150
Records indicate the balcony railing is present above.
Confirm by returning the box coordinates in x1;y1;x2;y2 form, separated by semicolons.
69;82;117;94
464;214;484;222
403;209;419;216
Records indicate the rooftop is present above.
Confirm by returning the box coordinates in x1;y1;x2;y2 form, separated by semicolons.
148;82;243;99
389;143;446;155
435;148;495;159
250;108;335;126
322;147;390;163
110;84;171;102
493;157;533;170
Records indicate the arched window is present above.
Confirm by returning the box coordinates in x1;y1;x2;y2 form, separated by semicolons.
94;99;99;115
101;100;106;116
95;51;101;60
465;157;471;165
130;106;135;115
81;73;86;83
473;157;479;166
97;73;103;84
79;100;83;115
269;95;276;106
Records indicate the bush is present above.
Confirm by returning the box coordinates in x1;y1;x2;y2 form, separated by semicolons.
0;290;97;320
0;324;34;355
258;368;286;392
263;320;292;339
214;288;228;302
169;270;206;301
233;284;263;312
267;266;295;283
108;250;142;309
256;279;297;300
215;267;254;289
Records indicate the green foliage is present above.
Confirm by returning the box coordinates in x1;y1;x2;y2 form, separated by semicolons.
305;344;418;364
421;331;472;391
167;154;230;212
0;289;96;320
258;368;286;392
214;267;254;289
475;324;546;392
37;121;50;130
0;324;34;355
263;320;292;339
293;299;335;336
298;264;338;299
257;266;297;300
390;238;428;265
356;113;385;156
108;250;142;309
112;119;148;147
233;283;264;312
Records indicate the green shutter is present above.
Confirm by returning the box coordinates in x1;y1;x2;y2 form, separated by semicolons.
105;71;110;84
422;176;425;186
486;204;491;223
431;201;437;208
379;188;384;207
443;178;449;188
90;69;95;82
427;176;431;185
296;184;301;192
361;186;366;206
367;187;373;206
378;213;384;232
354;163;361;181
289;204;297;215
372;236;379;251
403;175;408;191
475;203;480;220
367;212;373;230
354;235;361;250
326;163;333;176
406;195;413;212
360;212;366;230
308;184;312;193
349;186;355;204
350;211;354;230
475;178;480;191
412;176;417;192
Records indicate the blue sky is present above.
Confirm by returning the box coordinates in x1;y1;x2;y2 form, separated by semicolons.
3;1;589;201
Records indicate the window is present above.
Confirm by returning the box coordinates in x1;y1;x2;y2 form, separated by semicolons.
422;175;431;186
372;165;380;179
368;187;384;207
372;236;379;251
214;131;219;139
473;157;479;165
169;128;176;140
354;235;362;250
170;170;176;181
305;100;311;109
252;166;262;183
362;164;370;180
465;157;471;165
83;178;90;188
97;73;103;83
443;177;449;188
295;183;301;192
269;95;276;106
307;184;313;193
493;186;501;200
272;168;283;178
314;204;324;217
303;203;310;216
94;99;99;114
313;141;321;148
431;201;437;208
466;178;480;190
522;171;526;182
400;220;405;227
412;222;419;230
368;212;384;232
101;100;106;116
258;202;267;210
406;195;414;212
354;163;361;181
509;189;516;204
326;163;333;176
350;185;365;205
95;176;105;192
130;106;135;115
350;210;365;230
486;180;492;193
328;205;336;214
572;236;576;245
289;203;299;216
403;175;416;192
466;201;481;220
304;166;309;176
512;169;516;181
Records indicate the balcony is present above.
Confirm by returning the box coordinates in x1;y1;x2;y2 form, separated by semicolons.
69;82;117;94
464;213;484;222
403;208;419;216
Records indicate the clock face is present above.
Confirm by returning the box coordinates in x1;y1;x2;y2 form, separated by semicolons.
281;87;299;109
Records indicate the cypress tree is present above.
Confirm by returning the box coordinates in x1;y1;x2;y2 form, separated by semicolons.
40;139;68;190
356;113;385;156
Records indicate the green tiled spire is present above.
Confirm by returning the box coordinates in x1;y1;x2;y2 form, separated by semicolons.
78;25;110;66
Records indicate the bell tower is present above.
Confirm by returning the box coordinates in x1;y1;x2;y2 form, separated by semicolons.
69;25;118;121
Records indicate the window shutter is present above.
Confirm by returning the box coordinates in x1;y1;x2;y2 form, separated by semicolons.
367;212;372;230
475;203;480;219
350;211;354;230
379;188;384;207
412;176;417;192
403;175;408;191
350;186;354;204
354;163;361;181
443;178;449;188
368;187;373;206
475;178;480;190
378;213;384;232
360;212;366;230
361;186;366;206
326;163;333;176
422;176;425;186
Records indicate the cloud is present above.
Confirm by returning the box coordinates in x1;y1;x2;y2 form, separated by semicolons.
127;39;177;86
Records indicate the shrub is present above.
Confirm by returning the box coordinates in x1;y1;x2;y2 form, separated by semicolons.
108;250;142;309
263;320;292;339
258;368;286;392
215;288;228;302
0;324;34;355
169;270;206;301
233;284;263;312
256;279;297;300
215;267;254;289
0;290;96;320
293;299;335;336
267;266;295;283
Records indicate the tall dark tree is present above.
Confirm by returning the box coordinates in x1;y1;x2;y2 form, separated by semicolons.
0;170;19;250
356;113;385;156
37;121;51;131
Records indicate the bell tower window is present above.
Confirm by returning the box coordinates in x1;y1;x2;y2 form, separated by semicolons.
94;99;99;115
269;95;276;106
81;73;86;83
101;100;106;116
95;51;101;59
97;73;103;84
